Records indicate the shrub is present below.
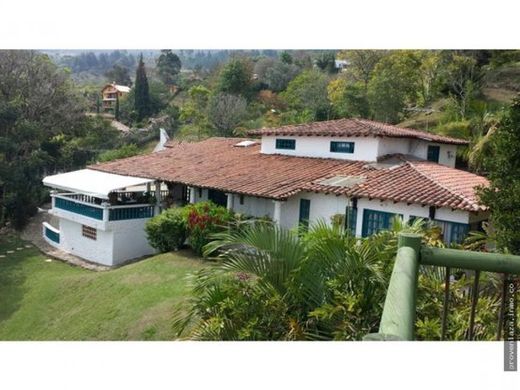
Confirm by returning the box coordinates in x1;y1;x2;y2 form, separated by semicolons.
185;201;234;256
145;207;188;252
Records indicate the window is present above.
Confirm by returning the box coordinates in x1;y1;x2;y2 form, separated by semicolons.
299;199;311;232
82;225;97;240
345;205;357;235
239;194;244;205
361;209;403;237
198;188;203;198
275;139;296;150
330;141;355;154
427;145;440;163
433;220;469;245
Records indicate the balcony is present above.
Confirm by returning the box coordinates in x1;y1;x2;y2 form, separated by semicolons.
50;191;165;229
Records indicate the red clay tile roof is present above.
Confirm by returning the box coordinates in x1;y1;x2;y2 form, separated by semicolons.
248;118;469;145
90;138;488;211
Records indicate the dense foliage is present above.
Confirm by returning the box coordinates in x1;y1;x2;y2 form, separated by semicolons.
145;201;234;255
173;219;509;341
185;201;234;255
0;50;123;228
145;207;188;252
478;96;520;254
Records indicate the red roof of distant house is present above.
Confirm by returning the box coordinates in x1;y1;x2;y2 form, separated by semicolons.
248;118;469;145
90;137;488;211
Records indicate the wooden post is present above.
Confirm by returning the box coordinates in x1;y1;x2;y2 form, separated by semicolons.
375;233;422;341
155;181;162;215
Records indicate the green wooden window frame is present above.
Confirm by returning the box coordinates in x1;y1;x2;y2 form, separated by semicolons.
276;139;296;150
345;205;357;235
361;209;403;237
427;145;440;163
433;219;470;244
330;141;355;154
299;199;311;231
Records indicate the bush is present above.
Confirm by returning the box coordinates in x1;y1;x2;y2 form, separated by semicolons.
145;207;188;252
185;201;234;255
97;144;140;162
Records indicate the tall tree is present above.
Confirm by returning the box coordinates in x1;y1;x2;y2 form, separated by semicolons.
282;70;330;121
478;96;520;254
217;58;252;96
156;49;182;86
315;51;337;74
207;93;247;136
134;54;151;121
337;50;386;92
368;51;422;123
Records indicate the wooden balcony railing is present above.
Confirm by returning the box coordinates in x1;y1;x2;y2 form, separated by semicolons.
365;233;520;341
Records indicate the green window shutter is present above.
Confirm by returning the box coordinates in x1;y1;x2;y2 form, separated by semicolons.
299;199;311;231
361;209;403;237
330;141;355;153
276;139;296;150
427;145;440;163
345;205;357;235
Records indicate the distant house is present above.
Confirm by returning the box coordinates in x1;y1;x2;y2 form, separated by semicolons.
335;59;350;71
101;83;131;113
41;118;489;266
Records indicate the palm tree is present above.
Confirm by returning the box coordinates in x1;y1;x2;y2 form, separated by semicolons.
173;220;395;340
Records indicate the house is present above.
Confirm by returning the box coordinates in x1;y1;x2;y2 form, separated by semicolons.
42;118;490;266
334;59;350;71
101;83;131;113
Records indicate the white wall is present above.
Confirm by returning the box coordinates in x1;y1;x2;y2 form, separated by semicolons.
261;135;380;161
230;194;274;219
260;135;459;167
59;218;114;266
111;219;156;265
411;141;458;168
57;216;155;267
278;191;350;230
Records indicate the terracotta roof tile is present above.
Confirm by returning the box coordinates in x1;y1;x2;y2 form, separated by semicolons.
247;118;469;145
90;138;487;211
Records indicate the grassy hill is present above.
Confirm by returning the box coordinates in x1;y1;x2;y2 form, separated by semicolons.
0;234;205;341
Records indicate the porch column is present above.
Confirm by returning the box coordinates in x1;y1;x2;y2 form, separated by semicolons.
273;200;283;226
155;180;162;215
146;182;151;193
226;193;234;211
189;186;196;204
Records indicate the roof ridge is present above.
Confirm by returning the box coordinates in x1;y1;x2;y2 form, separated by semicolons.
405;160;479;210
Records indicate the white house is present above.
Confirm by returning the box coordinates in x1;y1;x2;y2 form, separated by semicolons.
42;118;490;266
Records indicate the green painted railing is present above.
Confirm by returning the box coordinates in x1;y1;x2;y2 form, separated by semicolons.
44;225;60;244
108;205;155;221
55;197;103;220
365;233;520;341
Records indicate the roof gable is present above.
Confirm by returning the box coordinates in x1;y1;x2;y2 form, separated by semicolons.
248;118;469;145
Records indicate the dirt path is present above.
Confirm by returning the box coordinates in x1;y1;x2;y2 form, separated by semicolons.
20;206;109;271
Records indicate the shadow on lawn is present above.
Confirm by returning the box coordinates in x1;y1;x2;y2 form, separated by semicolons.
0;250;28;323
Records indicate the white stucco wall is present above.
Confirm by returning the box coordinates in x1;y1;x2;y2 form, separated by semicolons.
59;218;115;266
260;135;459;167
57;216;155;267
229;194;274;219
410;141;458;168
278;191;351;230
261;135;380;161
111;219;156;265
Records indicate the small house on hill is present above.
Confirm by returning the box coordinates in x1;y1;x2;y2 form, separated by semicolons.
101;83;131;113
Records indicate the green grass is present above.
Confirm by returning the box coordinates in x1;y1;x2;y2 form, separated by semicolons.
0;234;206;340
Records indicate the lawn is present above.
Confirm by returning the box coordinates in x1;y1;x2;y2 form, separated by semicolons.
0;234;206;340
